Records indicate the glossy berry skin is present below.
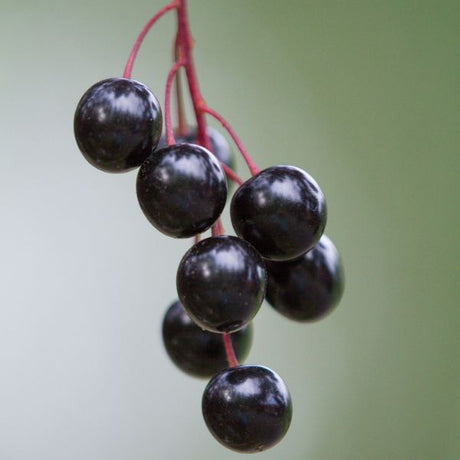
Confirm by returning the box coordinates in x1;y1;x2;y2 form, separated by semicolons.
158;126;235;191
182;126;234;173
74;78;162;172
202;365;292;453
177;235;266;333
162;300;253;378
136;143;227;238
158;126;235;172
266;234;344;322
231;165;327;261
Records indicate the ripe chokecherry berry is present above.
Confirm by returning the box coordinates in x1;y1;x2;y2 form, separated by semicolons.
158;126;235;191
158;126;235;173
265;234;345;321
202;365;292;453
231;165;327;261
136;143;227;238
182;126;234;174
162;300;253;378
177;235;266;333
74;78;162;172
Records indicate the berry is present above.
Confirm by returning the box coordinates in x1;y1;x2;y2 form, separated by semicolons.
158;126;235;172
182;126;234;174
74;78;162;172
136;143;227;238
158;126;235;191
202;365;292;453
177;235;266;333
231;165;327;261
162;300;253;378
265;234;345;321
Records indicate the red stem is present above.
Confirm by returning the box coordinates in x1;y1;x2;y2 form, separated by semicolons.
175;0;211;150
174;1;258;176
174;35;188;136
165;59;186;145
199;105;260;176
123;1;178;79
223;333;239;368
124;1;258;180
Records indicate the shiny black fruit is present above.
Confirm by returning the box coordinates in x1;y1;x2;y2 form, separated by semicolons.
231;165;327;261
266;234;345;321
162;300;253;378
158;126;235;172
177;235;266;333
158;126;235;191
202;365;292;453
136;143;227;238
74;78;162;172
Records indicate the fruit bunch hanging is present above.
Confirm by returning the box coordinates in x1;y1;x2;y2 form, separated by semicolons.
74;0;344;453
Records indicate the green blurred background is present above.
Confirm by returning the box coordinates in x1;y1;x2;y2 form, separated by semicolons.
0;0;458;459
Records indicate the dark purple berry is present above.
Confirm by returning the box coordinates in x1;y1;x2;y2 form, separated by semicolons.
74;78;162;172
176;235;266;333
158;126;235;191
202;365;292;453
266;234;344;322
136;143;227;238
231;165;327;261
158;126;235;172
162;300;253;378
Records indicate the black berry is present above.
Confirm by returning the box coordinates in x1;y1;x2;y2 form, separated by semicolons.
266;234;345;321
177;235;266;333
74;78;162;172
158;126;235;172
136;143;227;238
162;300;253;378
231;165;327;261
202;365;292;453
158;126;235;191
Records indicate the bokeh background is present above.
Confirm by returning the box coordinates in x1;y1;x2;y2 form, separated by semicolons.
1;0;458;459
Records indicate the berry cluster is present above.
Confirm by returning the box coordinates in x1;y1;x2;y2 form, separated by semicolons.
74;0;344;453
